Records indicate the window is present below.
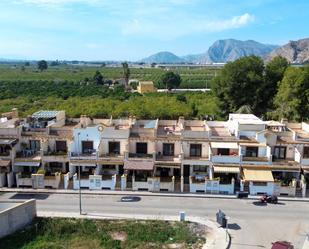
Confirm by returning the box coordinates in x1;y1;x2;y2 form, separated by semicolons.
217;148;230;155
304;147;309;158
136;142;147;154
109;142;120;154
82;141;93;154
190;144;202;157
56;141;67;152
245;146;258;157
252;181;267;186
274;146;286;160
163;143;174;156
193;165;208;172
0;145;10;155
29;140;40;151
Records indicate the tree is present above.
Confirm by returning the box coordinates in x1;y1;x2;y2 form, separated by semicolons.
122;62;130;89
273;66;309;121
24;62;30;66
157;71;181;90
50;60;60;66
212;56;264;118
260;56;289;113
93;71;104;85
37;60;48;71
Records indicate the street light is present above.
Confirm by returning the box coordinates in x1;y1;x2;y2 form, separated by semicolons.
77;132;82;215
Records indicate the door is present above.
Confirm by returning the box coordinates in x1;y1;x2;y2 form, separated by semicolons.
109;142;120;155
136;142;148;154
217;148;230;155
82;141;93;154
183;164;190;184
273;146;286;160
163;143;174;156
29;140;40;151
56;140;67;152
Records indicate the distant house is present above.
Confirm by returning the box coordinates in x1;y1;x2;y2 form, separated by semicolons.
113;78;126;86
137;81;156;94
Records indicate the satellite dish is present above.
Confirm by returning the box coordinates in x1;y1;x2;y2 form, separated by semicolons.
98;125;104;132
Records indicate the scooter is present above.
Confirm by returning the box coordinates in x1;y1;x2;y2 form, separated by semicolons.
260;194;278;204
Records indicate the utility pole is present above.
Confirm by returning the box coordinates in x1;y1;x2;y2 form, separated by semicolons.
78;132;82;215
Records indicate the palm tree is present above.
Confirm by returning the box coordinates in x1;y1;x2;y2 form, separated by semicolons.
122;62;130;90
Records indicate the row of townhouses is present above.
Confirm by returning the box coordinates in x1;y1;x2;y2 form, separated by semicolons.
0;108;309;197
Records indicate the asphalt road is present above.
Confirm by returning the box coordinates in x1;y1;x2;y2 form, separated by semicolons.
1;192;308;249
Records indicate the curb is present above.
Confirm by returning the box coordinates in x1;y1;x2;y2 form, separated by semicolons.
1;188;309;202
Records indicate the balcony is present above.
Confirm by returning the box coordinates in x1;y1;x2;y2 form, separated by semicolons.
43;151;69;162
128;153;153;159
70;151;98;160
15;150;42;162
242;156;270;165
211;154;241;164
21;127;47;136
183;155;209;162
97;153;125;164
155;154;182;163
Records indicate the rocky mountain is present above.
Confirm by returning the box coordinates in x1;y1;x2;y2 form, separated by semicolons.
140;39;278;64
266;38;309;64
140;51;186;64
199;39;278;63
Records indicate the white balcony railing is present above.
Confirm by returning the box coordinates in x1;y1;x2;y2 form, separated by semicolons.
210;154;241;164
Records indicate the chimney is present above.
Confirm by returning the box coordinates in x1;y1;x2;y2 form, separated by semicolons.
178;116;185;129
280;118;288;124
129;116;136;126
11;108;18;118
80;115;91;128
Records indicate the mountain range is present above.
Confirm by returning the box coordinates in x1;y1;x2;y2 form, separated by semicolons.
266;38;309;64
140;38;309;64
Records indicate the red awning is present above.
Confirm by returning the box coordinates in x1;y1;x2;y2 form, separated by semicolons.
124;160;154;171
0;160;10;167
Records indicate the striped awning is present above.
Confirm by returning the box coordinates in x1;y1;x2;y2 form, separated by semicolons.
243;168;274;182
124;160;154;171
213;165;240;173
14;161;40;167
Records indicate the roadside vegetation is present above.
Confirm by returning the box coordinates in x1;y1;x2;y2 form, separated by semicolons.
0;218;206;249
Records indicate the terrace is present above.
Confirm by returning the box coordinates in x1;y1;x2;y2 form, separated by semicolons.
210;142;241;164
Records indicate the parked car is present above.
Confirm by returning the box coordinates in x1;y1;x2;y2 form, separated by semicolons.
260;194;278;204
236;191;249;198
271;241;294;249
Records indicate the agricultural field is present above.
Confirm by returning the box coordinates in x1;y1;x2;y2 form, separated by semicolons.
0;64;219;89
0;92;218;120
0;63;220;119
0;218;206;249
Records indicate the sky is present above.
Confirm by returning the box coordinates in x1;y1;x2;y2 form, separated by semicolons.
0;0;308;61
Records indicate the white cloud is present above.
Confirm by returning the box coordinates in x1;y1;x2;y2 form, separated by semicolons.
121;13;255;39
203;13;255;32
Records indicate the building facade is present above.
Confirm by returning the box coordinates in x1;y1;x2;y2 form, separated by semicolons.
0;109;308;197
